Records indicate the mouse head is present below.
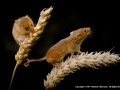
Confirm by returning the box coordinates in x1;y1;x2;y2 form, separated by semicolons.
15;15;35;35
70;27;91;42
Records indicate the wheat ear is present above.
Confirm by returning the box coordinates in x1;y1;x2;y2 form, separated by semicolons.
15;6;53;65
44;51;120;90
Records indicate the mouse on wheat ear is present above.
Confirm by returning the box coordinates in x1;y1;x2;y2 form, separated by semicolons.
12;15;35;46
24;27;91;67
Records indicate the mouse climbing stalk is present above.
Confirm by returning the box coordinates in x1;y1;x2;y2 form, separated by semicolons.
9;6;53;90
24;27;91;67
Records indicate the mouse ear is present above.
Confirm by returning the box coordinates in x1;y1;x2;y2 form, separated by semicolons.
25;15;29;17
15;20;20;25
15;19;19;23
70;31;74;35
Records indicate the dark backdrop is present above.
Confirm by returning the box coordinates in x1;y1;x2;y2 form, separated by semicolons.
1;1;120;90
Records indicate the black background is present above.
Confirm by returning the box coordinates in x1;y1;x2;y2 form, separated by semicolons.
1;1;120;90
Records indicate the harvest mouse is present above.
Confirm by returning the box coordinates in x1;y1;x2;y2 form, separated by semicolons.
9;15;35;90
24;27;91;67
12;15;35;46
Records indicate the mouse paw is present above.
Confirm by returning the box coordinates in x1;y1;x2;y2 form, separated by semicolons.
71;54;77;58
77;51;85;55
19;41;24;46
52;63;60;68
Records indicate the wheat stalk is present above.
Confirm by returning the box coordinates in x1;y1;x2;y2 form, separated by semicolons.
44;51;120;90
14;6;53;66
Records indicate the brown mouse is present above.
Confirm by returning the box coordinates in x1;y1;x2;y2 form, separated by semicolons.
9;15;35;90
12;15;35;46
24;27;91;67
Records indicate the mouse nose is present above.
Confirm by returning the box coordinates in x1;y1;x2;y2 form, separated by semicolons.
30;28;35;33
86;27;91;33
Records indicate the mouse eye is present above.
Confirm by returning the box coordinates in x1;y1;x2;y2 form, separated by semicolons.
83;30;86;32
25;27;28;30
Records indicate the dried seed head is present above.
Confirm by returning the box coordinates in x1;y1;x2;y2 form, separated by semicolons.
44;52;120;89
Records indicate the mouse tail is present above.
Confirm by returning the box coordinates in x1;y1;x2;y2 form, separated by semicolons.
24;57;46;67
27;57;46;63
9;63;19;90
